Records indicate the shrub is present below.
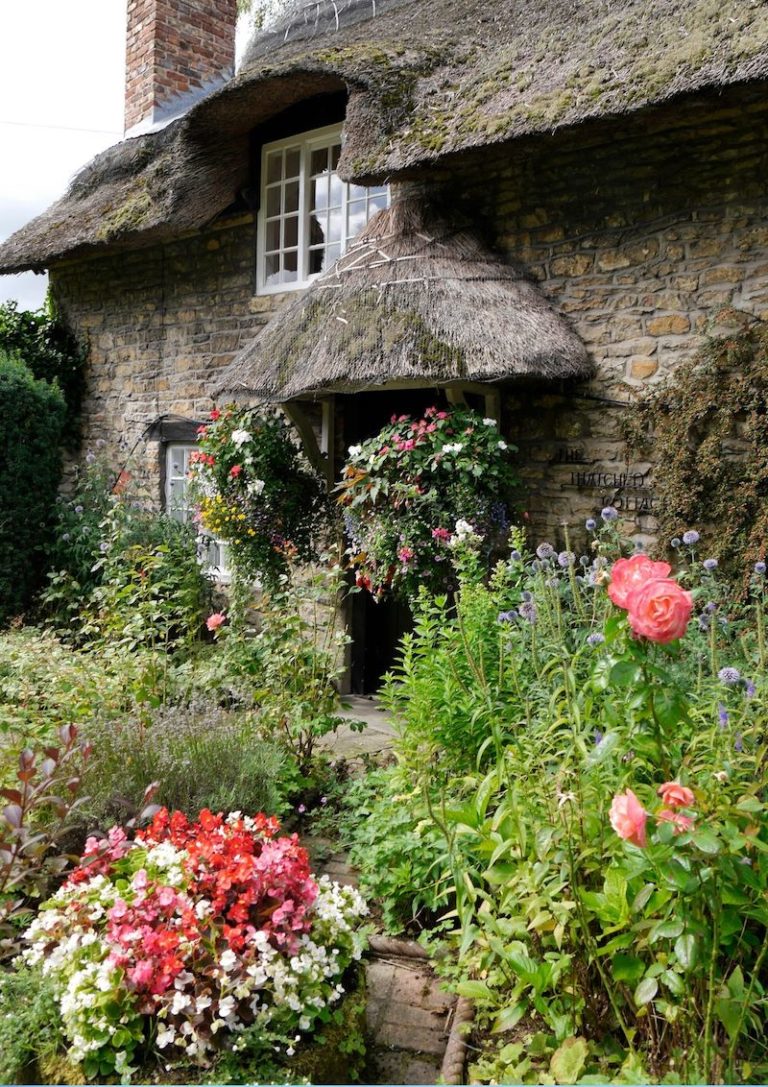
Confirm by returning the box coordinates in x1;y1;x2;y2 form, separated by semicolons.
20;808;369;1081
189;406;330;586
76;703;289;828
0;964;62;1084
0;353;65;625
0;299;85;446
337;405;518;600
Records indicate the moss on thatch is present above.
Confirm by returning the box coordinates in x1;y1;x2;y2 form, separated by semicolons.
1;0;767;272
217;188;589;401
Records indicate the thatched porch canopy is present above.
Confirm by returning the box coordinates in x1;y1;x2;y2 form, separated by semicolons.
0;0;767;274
215;194;591;401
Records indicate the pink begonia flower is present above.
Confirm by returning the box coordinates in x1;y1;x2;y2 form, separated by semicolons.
132;869;148;891
609;789;648;847
657;781;695;809
657;808;695;834
206;612;226;632
128;960;155;989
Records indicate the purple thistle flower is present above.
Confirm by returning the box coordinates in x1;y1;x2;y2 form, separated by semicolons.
587;632;605;646
579;555;590;567
585;518;597;531
498;610;519;624
522;590;533;603
682;530;700;546
558;550;575;568
698;616;709;632
520;601;538;624
718;704;729;729
703;558;718;571
536;542;555;561
719;667;741;686
734;733;744;753
510;550;522;563
745;679;756;698
601;506;619;522
704;601;717;614
755;561;766;575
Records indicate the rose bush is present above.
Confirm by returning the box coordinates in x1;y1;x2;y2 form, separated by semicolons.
337;406;519;600
20;808;368;1081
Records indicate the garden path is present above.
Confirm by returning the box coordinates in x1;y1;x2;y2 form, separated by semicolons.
326;694;397;758
313;848;456;1085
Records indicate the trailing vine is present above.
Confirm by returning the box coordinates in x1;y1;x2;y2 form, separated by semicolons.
624;311;768;586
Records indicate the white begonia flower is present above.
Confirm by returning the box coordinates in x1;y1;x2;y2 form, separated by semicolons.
247;478;266;497
219;949;237;972
231;429;252;447
348;444;362;458
498;440;508;450
157;1028;176;1049
442;442;464;454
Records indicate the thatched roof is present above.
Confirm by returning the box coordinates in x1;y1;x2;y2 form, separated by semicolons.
214;189;591;400
2;0;767;272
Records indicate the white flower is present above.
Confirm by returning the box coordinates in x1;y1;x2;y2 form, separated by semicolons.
442;442;464;455
348;444;362;458
483;417;497;426
219;949;237;972
231;429;252;447
450;519;484;549
157;1028;176;1049
247;478;266;497
498;440;508;450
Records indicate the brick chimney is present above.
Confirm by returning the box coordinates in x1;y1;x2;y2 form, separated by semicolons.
125;0;238;137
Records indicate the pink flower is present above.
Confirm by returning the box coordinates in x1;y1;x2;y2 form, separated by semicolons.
608;554;672;610
206;612;226;632
229;464;243;477
431;527;451;542
127;960;155;989
210;408;221;421
626;578;694;644
657;808;695;834
657;782;695;809
131;868;148;891
398;547;414;563
609;789;648;847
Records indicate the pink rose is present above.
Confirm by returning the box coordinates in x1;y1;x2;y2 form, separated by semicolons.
657;781;695;809
609;789;648;847
206;612;226;632
626;578;693;644
608;554;672;610
657;808;695;834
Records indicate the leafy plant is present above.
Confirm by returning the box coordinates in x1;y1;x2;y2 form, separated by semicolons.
337;405;518;600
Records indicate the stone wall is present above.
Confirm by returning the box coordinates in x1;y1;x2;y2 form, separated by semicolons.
51;86;768;547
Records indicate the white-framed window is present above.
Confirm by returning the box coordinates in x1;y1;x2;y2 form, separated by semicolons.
165;444;231;581
257;124;389;293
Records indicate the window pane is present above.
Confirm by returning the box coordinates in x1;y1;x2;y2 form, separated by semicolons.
284;180;299;214
283;215;299;249
368;192;388;216
283;250;298;282
265;219;280;252
330;143;341;170
309;248;326;275
310;147;328;176
284;147;301;178
266;151;283;184
329;175;343;207
308;214;326;247
328;208;343;243
347;200;368;239
348;182;367;200
265;253;280;286
265;186;281;217
310;177;328;212
325;243;341;266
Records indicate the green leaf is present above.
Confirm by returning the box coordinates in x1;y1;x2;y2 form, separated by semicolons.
609;660;642;687
692;827;721;854
455;980;495;1001
612;954;646;982
634;976;659;1006
674;933;696;970
550;1036;589;1085
492;1003;527;1033
716;997;743;1041
650;918;683;942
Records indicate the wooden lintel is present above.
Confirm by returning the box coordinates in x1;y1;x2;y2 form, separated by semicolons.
446;383;501;421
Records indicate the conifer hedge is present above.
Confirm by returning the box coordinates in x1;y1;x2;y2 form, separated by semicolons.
0;352;65;624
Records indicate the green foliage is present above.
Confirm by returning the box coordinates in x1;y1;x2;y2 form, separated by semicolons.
0;964;62;1084
0;352;65;626
0;299;85;446
76;703;288;829
625;315;768;588
190;406;330;588
337;406;518;600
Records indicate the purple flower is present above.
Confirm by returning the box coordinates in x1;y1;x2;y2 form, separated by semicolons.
74;505;84;515
593;729;604;745
585;518;597;532
498;610;518;624
536;542;555;561
85;451;96;464
755;561;766;575
718;667;741;686
704;602;717;614
734;733;744;753
519;601;537;624
297;804;306;814
558;550;575;568
601;506;618;522
587;632;605;646
682;530;700;546
745;679;756;698
703;558;718;572
718;704;729;729
510;550;522;563
99;542;109;553
320;796;328;806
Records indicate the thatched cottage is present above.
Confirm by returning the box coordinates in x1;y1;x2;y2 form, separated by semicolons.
1;0;767;686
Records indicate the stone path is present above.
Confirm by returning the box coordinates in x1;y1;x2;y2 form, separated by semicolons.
324;693;398;759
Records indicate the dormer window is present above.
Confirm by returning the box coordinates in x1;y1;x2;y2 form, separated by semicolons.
257;124;388;293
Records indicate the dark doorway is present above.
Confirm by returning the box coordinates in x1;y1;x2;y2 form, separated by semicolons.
340;388;451;695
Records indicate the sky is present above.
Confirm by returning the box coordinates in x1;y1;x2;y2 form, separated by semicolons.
0;2;252;311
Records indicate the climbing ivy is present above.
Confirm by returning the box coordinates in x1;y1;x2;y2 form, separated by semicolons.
625;312;768;587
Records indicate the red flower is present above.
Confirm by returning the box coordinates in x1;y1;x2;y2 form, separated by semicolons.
210;408;221;421
230;464;243;477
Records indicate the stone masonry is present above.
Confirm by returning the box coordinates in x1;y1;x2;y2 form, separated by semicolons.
125;0;237;134
51;86;768;546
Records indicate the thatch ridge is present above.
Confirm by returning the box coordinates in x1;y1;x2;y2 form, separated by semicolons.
2;0;768;272
215;188;591;400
